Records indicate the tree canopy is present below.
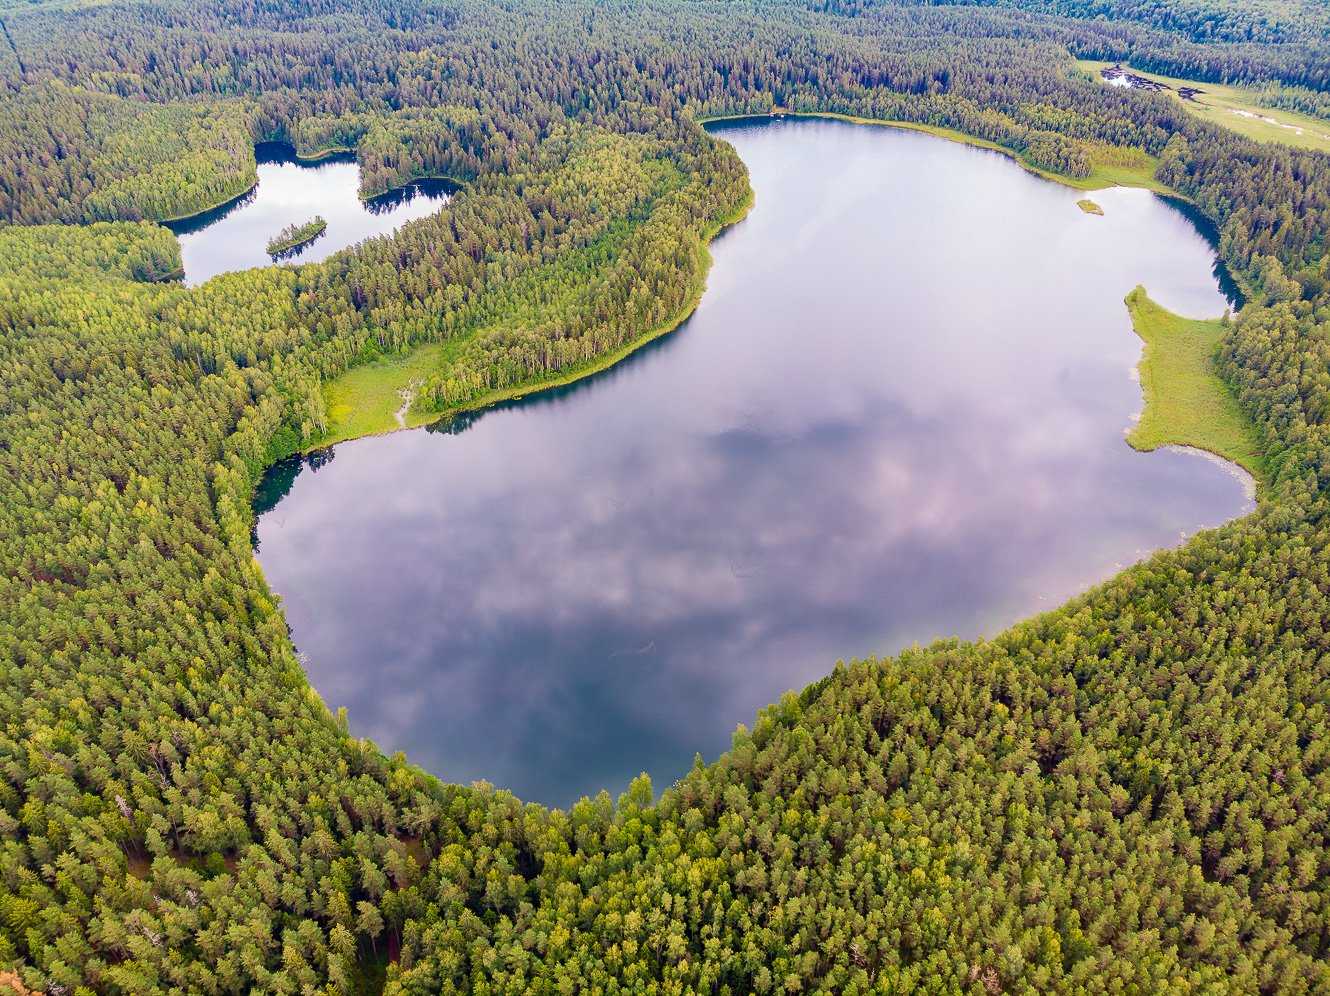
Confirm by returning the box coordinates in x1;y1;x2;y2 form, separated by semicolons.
2;0;1330;992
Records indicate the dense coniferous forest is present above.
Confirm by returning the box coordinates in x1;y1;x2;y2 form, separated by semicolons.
3;0;1330;991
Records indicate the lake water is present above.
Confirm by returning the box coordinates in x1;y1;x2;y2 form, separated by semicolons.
165;143;454;285
254;118;1253;807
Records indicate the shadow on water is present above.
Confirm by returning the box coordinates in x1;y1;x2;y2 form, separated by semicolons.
163;187;258;236
1159;195;1245;309
269;229;327;262
425;318;695;438
256;140;355;166
252;447;336;540
366;177;461;215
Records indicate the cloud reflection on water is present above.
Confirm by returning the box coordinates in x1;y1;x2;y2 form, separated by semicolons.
256;119;1252;805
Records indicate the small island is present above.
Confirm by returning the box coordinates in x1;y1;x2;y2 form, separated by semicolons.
266;216;327;258
1077;198;1104;215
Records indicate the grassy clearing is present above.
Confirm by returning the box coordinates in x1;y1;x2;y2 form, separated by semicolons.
1077;60;1330;154
1125;286;1263;484
315;342;451;447
1077;199;1103;215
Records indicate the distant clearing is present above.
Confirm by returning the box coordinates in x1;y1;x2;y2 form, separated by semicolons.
1078;60;1330;154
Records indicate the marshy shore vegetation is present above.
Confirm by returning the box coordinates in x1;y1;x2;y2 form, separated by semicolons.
1125;285;1264;480
1078;59;1330;154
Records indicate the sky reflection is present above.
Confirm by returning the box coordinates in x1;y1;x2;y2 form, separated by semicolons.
255;119;1253;806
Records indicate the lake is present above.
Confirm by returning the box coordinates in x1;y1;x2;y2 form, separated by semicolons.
254;117;1253;807
165;142;454;285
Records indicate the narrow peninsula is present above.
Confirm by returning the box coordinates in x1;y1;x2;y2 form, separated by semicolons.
1125;285;1263;483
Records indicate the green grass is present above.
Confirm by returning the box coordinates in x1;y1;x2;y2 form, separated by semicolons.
1077;60;1330;155
315;341;451;447
1125;286;1264;485
1077;199;1103;215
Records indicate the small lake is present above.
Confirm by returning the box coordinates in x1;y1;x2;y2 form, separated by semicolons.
254;118;1253;807
166;142;454;285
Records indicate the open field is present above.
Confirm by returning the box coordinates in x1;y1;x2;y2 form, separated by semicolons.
316;342;449;447
1077;60;1330;154
1125;285;1264;483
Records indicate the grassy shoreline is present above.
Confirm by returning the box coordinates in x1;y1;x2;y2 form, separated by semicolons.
1124;285;1264;487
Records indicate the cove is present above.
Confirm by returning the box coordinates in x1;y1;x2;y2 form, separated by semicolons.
254;117;1253;807
165;142;455;286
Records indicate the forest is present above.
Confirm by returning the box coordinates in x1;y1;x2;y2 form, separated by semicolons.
3;0;1330;992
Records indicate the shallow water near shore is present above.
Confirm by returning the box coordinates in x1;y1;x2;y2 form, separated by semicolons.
254;117;1253;806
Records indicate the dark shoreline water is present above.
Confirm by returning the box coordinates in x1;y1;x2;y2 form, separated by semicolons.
1157;193;1245;308
254;117;1254;807
165;141;456;285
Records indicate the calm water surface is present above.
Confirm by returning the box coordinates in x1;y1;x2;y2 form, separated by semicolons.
166;143;453;285
255;119;1253;806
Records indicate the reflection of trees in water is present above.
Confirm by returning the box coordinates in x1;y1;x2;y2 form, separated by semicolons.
307;447;337;472
162;187;258;236
425;410;483;436
250;455;302;551
1159;194;1245;309
366;178;459;215
254;141;354;167
251;446;335;523
422;312;693;442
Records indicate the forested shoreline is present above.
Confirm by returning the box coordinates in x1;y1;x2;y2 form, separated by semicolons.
4;0;1330;992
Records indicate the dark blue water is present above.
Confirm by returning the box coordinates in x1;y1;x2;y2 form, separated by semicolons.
166;143;454;285
254;118;1253;806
